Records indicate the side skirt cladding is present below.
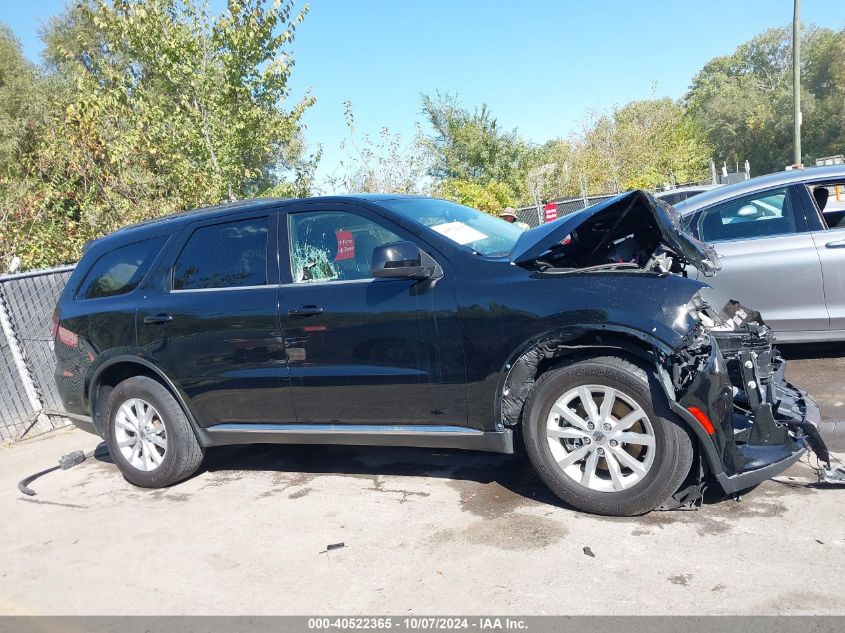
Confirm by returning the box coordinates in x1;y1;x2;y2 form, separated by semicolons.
89;358;514;454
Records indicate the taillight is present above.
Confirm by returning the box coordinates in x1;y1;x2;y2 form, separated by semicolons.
687;406;716;435
57;326;78;348
54;309;78;348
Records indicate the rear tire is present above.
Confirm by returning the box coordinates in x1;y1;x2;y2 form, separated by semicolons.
106;376;204;488
522;355;693;516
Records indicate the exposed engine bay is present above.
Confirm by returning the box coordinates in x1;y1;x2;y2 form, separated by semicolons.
519;193;714;276
536;202;680;273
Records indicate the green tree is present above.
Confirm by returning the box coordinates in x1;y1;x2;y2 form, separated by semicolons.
2;0;318;271
326;101;431;195
0;27;65;268
0;26;54;183
520;138;577;207
420;93;710;208
802;27;845;163
611;98;712;189
570;98;712;193
687;25;845;174
435;178;514;214
421;92;523;207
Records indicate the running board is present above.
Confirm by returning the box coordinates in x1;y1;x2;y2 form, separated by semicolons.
201;423;514;454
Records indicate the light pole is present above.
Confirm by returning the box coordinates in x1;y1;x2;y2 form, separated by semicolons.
793;0;802;166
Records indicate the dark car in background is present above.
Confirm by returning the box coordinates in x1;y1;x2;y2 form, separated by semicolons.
53;192;829;515
654;184;720;206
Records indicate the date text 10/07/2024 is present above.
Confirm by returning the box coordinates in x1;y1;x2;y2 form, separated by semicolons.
307;617;528;630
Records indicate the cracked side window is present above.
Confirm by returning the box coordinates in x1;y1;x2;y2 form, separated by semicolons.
288;211;401;283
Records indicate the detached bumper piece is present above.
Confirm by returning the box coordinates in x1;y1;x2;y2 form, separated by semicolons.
673;319;832;495
821;465;845;484
713;315;845;487
715;325;832;492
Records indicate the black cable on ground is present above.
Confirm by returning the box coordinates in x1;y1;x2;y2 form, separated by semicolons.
17;449;92;496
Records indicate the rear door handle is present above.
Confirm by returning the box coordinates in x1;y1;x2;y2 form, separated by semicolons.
143;314;173;324
825;239;845;249
288;305;324;318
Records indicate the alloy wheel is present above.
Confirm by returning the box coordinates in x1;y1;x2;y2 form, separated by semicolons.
546;384;655;492
114;398;168;472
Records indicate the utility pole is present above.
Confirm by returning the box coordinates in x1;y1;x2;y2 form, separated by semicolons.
793;0;802;166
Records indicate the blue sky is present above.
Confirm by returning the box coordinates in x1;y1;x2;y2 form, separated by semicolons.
4;0;844;188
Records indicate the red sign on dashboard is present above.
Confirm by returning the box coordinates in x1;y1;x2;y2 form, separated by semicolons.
544;203;558;223
335;230;355;260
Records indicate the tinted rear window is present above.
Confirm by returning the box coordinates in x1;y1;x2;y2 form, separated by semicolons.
77;236;167;300
173;217;269;290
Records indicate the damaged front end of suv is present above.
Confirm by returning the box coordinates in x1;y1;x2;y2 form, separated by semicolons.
505;190;836;508
662;297;831;499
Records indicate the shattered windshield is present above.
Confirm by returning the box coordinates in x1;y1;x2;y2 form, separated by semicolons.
379;198;524;256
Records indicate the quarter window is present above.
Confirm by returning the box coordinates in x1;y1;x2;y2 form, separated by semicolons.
173;217;269;290
288;211;402;283
697;187;796;242
78;236;167;300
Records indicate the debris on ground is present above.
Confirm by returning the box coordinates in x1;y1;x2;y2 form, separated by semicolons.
320;542;346;555
18;450;88;496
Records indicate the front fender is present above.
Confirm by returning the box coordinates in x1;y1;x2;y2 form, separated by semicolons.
495;323;676;429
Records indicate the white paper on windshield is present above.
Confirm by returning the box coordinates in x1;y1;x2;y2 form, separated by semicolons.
431;221;487;245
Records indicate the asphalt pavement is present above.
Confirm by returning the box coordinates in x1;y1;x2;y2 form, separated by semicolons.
781;343;845;450
1;348;843;616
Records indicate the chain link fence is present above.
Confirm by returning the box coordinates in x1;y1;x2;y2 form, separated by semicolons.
0;265;76;442
515;193;619;228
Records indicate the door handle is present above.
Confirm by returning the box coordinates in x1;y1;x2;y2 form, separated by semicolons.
288;305;324;318
825;240;845;249
143;314;173;324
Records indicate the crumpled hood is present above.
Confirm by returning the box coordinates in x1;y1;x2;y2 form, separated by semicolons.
509;190;721;276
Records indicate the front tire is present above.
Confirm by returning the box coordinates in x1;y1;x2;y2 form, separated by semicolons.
522;355;693;516
106;376;204;488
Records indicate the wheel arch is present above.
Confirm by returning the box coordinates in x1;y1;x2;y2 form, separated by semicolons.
496;325;672;429
496;324;722;480
88;356;206;443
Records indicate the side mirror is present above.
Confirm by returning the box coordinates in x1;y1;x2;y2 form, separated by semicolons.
372;241;432;279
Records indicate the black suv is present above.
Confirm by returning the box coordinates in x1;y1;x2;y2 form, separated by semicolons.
54;192;828;515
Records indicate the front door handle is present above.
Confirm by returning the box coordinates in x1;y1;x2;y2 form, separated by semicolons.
143;314;173;324
825;239;845;249
288;305;324;318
